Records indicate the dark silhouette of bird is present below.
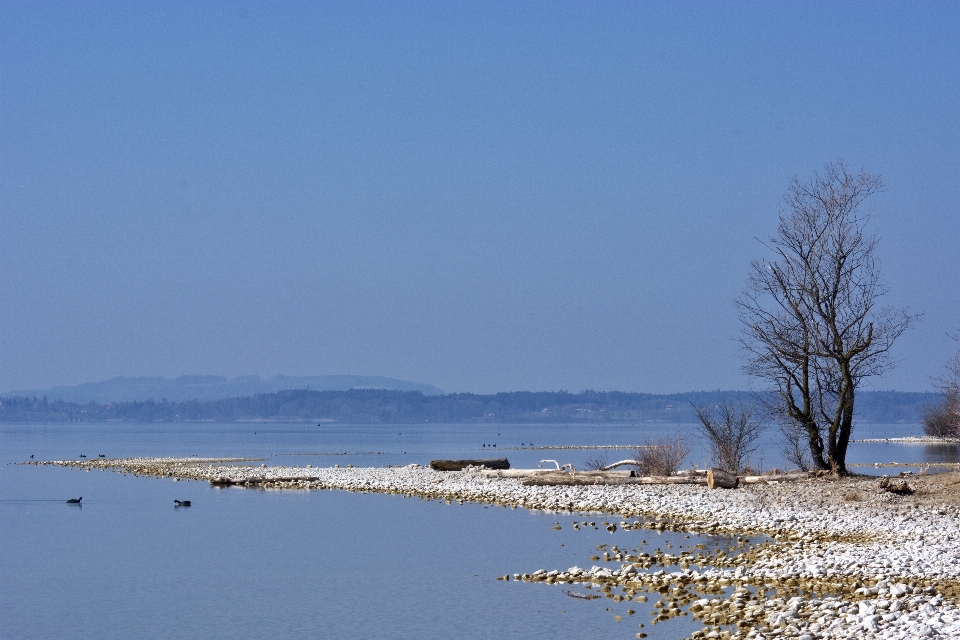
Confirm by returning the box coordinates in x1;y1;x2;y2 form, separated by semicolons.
174;500;191;507
79;454;86;458
98;454;105;458
67;497;82;504
30;454;34;458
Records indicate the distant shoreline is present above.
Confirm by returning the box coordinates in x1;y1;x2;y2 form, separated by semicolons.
0;388;937;425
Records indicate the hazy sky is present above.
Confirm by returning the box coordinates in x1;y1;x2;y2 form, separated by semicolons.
2;2;958;394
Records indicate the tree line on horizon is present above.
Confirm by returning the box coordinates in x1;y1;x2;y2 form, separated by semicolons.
0;387;936;424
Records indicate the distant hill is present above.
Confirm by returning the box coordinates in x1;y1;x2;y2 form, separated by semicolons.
4;375;444;403
0;388;939;424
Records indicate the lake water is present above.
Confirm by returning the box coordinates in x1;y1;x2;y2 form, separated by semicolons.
1;421;951;639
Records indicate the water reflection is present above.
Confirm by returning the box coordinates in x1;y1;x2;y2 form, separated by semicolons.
923;444;960;464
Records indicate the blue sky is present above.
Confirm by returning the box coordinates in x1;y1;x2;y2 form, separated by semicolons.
2;1;958;394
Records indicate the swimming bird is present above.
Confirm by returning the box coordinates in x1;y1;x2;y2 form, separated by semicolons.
66;497;82;504
174;500;191;507
79;454;86;458
98;454;105;458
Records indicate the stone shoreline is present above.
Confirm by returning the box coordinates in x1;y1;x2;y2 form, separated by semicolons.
28;457;960;639
852;436;960;444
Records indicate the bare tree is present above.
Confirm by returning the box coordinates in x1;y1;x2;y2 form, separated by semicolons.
738;160;919;475
693;401;765;474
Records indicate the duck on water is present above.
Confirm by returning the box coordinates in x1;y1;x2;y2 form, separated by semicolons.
66;497;82;504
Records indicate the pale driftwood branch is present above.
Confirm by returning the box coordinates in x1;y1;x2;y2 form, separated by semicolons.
600;459;639;471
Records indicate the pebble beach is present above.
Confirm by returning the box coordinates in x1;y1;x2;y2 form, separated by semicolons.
31;456;960;640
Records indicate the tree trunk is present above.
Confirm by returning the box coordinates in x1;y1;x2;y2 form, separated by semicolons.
806;424;829;471
826;370;856;475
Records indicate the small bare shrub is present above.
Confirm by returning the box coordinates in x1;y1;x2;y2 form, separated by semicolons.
843;490;862;502
925;341;960;438
693;401;766;474
583;452;609;471
923;396;959;437
634;433;690;476
780;419;814;472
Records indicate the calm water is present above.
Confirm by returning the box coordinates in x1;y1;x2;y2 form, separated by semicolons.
1;421;949;639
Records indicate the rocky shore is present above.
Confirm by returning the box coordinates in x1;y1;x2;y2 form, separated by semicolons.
852;436;960;444
29;457;960;639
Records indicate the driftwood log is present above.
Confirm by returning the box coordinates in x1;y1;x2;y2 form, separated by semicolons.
521;471;631;486
429;458;510;471
482;469;710;485
210;476;319;486
740;473;808;484
599;459;640;471
707;469;739;489
479;469;809;484
626;476;707;485
480;469;553;478
522;473;708;486
519;470;715;486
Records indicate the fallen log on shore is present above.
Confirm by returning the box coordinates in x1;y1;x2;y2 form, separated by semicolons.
740;473;809;484
707;469;739;489
704;469;809;489
210;476;320;486
625;476;708;485
521;471;706;486
517;469;808;487
480;469;553;478
429;458;510;471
